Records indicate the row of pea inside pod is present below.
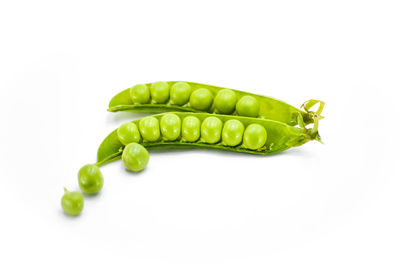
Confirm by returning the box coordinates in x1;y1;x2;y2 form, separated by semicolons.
118;113;269;154
131;81;260;117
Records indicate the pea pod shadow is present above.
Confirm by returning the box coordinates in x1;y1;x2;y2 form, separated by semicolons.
146;146;314;158
106;111;157;124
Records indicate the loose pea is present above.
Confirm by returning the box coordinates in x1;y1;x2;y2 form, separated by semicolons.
130;84;150;104
160;113;181;141
189;88;213;111
182;116;201;142
170;82;191;105
139;116;160;142
117;122;141;145
201;116;223;144
236;96;260;117
61;188;84;216
214;89;237;114
243;124;267;150
222;119;244;146
150;81;169;103
122;143;149;172
78;164;104;194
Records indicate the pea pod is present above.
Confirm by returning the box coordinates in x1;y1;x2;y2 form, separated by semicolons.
97;112;321;166
108;81;324;126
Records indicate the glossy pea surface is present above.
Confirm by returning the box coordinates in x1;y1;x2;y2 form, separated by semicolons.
150;81;169;103
139;117;160;142
214;89;237;114
236;96;260;117
170;82;191;105
78;164;104;194
201;116;223;144
130;84;150;104
182;116;201;142
160;113;181;141
243;124;267;150
222;119;244;146
117;122;141;145
122;143;149;172
61;189;84;216
189;88;213;111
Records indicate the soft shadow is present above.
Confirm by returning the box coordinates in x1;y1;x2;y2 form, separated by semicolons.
118;162;149;178
277;147;317;158
106;111;155;123
147;146;318;159
83;191;103;200
59;209;83;219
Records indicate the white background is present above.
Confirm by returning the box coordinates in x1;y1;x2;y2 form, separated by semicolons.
1;0;399;266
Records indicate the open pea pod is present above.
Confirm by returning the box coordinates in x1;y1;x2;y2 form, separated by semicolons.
108;81;324;126
97;112;321;166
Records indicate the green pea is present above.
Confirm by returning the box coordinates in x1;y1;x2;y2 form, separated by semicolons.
201;116;223;144
170;82;191;105
214;89;237;114
182;116;201;142
139;116;160;142
243;124;267;150
130;84;150;104
61;188;84;216
122;143;149;172
117;122;141;145
236;96;260;117
150;81;169;103
189;88;213;111
222;119;244;146
160;113;181;141
78;164;104;194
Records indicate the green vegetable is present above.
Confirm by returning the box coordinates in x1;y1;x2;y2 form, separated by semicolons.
243;123;267;150
214;89;238;114
150;81;169;104
108;81;324;126
236;95;259;117
122;143;149;172
160;113;181;141
96;112;322;166
139;116;160;142
61;188;84;216
201;116;223;144
222;119;244;146
170;82;192;105
189;88;214;111
182;116;201;142
130;84;150;104
78;164;104;194
117;122;141;145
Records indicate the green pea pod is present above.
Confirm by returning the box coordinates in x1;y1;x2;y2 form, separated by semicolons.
108;81;324;126
97;112;321;166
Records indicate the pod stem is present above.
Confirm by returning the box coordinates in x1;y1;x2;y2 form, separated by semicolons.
301;99;325;118
300;99;325;142
310;114;320;140
64;187;69;194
